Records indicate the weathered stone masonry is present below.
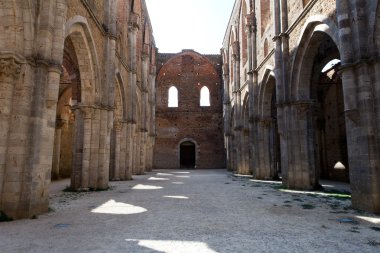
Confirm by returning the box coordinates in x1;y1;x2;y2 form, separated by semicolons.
0;0;156;219
223;0;380;214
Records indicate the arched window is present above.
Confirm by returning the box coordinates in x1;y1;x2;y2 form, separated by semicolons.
200;86;210;106
168;86;178;107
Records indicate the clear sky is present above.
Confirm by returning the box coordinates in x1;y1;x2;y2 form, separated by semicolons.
145;0;235;54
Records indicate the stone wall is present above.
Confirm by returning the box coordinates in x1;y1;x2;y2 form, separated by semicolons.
0;0;156;219
154;50;225;169
223;0;380;214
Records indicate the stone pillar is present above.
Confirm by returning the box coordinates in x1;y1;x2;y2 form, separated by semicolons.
51;118;66;180
336;0;380;213
125;122;135;177
285;101;317;190
0;54;23;216
246;10;257;175
221;60;232;171
112;121;122;180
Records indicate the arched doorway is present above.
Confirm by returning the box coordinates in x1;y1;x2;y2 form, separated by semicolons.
180;141;196;168
290;27;350;189
51;37;80;181
313;57;348;182
257;70;281;179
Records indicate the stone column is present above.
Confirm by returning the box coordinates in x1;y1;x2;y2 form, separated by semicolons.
221;60;232;171
0;54;23;214
336;0;380;213
51;118;66;180
232;41;242;172
112;121;122;180
246;10;257;175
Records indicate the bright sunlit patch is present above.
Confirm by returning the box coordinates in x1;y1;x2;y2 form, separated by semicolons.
168;86;178;107
172;182;184;185
234;174;254;178
156;173;174;176
148;177;170;181
132;184;163;190
279;189;351;199
200;86;210;106
172;172;190;174
356;215;380;224
176;175;190;178
334;161;346;170
163;195;189;199
125;239;217;253
249;179;282;184
321;59;341;72
91;200;147;215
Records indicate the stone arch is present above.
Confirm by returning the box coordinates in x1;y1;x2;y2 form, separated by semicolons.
116;71;128;120
256;66;280;179
177;138;199;169
290;16;340;100
287;18;349;189
109;73;127;181
65;16;100;104
258;67;275;118
200;86;211;106
54;16;102;190
168;86;179;107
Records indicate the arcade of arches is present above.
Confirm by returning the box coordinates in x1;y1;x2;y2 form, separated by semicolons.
0;0;380;220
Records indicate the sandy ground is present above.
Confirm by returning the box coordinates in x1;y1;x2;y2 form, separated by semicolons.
1;169;380;253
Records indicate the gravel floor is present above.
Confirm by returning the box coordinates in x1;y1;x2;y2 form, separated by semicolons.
1;169;380;253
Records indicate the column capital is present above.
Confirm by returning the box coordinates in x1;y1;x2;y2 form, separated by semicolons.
129;12;140;30
0;54;23;81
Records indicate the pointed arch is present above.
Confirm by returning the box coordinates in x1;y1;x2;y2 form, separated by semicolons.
290;16;340;100
200;86;211;107
258;66;275;117
65;16;101;105
168;86;178;107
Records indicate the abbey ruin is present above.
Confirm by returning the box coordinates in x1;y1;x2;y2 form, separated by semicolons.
0;0;379;220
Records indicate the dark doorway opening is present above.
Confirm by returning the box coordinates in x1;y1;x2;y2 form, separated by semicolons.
180;141;196;168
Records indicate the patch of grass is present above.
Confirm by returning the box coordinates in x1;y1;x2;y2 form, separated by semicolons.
293;198;304;202
272;185;285;190
0;211;13;222
322;189;351;201
301;204;316;210
370;227;380;232
257;197;263;199
284;200;292;204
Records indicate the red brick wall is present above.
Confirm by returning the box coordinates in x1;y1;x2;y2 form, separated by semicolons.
154;50;225;169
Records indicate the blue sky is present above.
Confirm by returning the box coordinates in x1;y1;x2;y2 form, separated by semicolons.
145;0;235;54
